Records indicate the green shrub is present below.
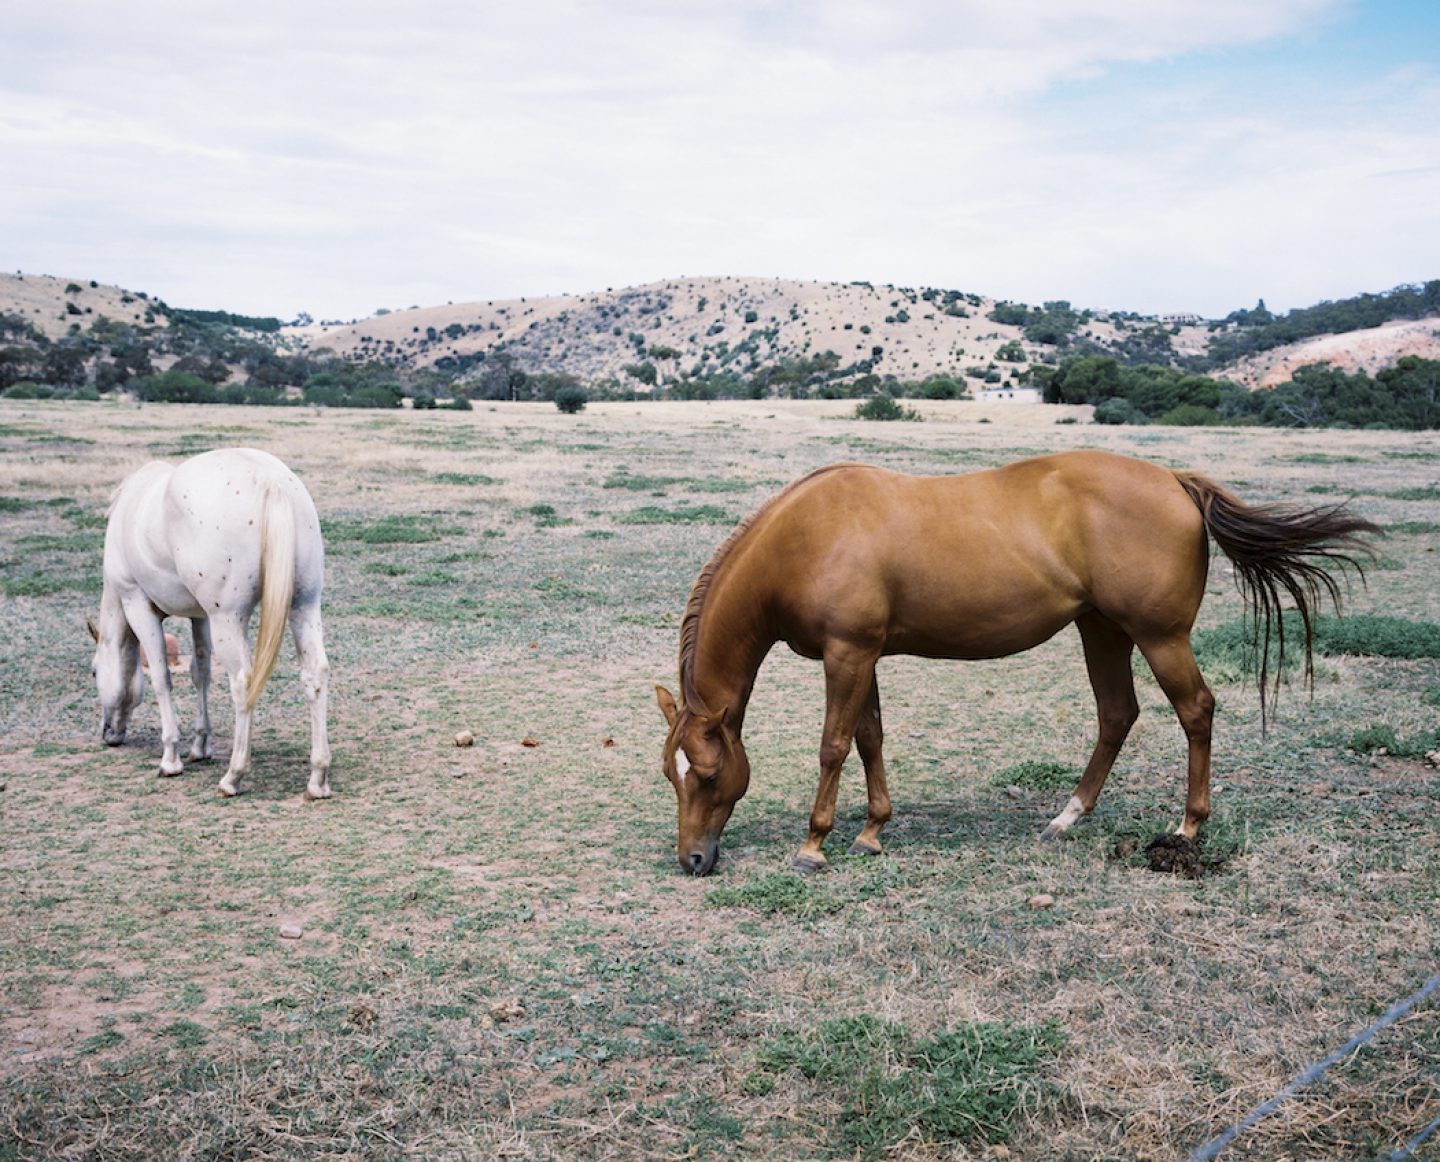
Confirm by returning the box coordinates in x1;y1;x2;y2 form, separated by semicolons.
1093;397;1145;425
854;394;922;422
918;375;968;400
554;385;587;413
2;382;46;399
1157;404;1221;426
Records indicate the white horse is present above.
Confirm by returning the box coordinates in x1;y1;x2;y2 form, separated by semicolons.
89;448;332;799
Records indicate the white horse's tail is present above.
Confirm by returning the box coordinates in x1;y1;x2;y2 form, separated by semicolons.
248;482;296;712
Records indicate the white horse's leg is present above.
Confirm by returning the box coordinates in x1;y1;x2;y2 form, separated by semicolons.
124;600;184;776
188;617;215;761
210;615;254;797
290;602;332;800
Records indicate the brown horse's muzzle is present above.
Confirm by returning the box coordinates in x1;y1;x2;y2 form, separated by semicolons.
679;837;720;876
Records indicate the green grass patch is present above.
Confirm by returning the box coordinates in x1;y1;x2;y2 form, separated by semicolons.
14;531;104;553
1286;453;1366;464
1194;613;1440;680
704;873;844;918
4;570;98;597
604;470;685;491
533;576;599;603
618;504;732;525
76;1028;125;1057
1387;520;1440;535
1347;724;1439;759
750;1013;1064;1156
409;569;460;588
157;1020;209;1048
1313;615;1440;658
522;504;573;528
430;472;498;486
322;514;453;543
990;760;1075;790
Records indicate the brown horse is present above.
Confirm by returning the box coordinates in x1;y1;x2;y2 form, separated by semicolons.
656;449;1377;875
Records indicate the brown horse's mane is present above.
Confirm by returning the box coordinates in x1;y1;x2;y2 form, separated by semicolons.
678;462;860;712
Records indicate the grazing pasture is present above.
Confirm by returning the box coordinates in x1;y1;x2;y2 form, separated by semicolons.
1;398;1436;1159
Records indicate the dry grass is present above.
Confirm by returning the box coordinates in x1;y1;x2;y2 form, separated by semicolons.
1;397;1437;1160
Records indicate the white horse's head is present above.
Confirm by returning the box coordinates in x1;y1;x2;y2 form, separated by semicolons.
87;614;144;746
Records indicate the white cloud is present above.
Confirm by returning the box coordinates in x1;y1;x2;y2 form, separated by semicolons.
4;0;1433;318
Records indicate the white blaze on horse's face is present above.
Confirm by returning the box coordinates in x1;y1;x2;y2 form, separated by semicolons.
656;686;751;876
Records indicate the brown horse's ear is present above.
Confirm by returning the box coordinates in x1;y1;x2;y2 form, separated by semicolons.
86;616;100;643
655;685;679;726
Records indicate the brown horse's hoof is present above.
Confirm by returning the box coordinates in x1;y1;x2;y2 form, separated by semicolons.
791;854;827;874
847;840;882;857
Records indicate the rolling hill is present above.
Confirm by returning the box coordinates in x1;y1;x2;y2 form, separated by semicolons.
3;270;1437;396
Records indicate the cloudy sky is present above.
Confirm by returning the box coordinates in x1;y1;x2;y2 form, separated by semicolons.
4;0;1437;321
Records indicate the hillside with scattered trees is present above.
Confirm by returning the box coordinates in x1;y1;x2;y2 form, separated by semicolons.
2;271;1437;427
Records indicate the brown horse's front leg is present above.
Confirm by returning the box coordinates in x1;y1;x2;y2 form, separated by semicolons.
1043;614;1138;840
848;675;891;856
795;646;879;872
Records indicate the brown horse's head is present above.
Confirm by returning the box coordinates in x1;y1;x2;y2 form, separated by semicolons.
656;685;750;875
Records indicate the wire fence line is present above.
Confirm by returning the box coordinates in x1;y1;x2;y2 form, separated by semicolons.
1189;969;1440;1162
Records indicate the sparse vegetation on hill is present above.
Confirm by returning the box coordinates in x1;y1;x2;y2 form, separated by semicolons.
3;272;1438;420
1203;281;1440;366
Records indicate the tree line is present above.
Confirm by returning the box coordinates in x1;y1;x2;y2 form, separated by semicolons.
1039;354;1440;430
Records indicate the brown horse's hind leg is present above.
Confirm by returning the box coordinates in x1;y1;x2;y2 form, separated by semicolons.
795;644;880;873
848;675;892;857
1042;613;1140;840
1137;634;1216;838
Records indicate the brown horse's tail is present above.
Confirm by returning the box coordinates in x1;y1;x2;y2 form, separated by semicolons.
1176;472;1380;725
248;482;296;713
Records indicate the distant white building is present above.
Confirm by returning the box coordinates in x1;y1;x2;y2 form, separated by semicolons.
981;387;1041;404
1157;312;1204;326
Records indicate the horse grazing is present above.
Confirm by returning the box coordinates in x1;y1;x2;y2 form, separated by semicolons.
656;450;1377;875
89;448;332;799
